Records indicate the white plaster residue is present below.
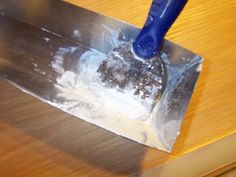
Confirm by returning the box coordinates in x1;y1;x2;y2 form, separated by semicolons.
32;61;46;75
32;62;38;68
52;47;153;120
73;29;81;39
34;68;46;75
51;47;77;75
196;63;202;72
43;37;50;43
49;46;166;150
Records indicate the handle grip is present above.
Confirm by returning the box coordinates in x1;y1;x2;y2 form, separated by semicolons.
133;0;187;59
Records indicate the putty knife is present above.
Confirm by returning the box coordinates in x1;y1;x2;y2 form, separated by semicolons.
0;0;203;152
98;0;187;103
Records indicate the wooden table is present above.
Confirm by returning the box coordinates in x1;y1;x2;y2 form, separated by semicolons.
0;0;236;176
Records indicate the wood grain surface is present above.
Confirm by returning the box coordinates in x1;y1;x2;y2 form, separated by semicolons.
0;0;236;176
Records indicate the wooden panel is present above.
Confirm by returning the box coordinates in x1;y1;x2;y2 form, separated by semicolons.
0;0;236;176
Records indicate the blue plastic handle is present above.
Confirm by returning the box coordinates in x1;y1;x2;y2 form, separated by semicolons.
133;0;187;59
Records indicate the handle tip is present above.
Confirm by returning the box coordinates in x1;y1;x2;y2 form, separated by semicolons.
133;35;160;59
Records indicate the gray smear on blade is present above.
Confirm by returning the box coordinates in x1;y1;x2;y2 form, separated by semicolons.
98;43;166;101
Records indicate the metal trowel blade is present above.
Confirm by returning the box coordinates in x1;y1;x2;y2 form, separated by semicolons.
0;0;203;152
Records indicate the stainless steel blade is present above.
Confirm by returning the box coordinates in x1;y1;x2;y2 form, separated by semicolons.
0;0;203;152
